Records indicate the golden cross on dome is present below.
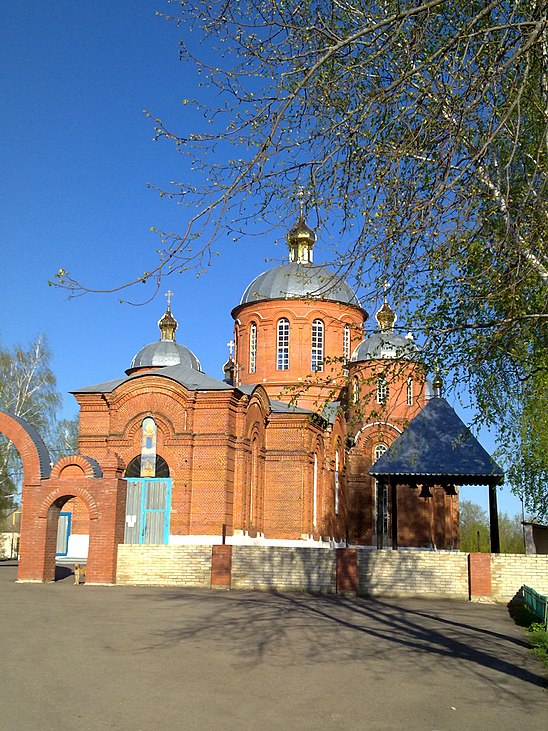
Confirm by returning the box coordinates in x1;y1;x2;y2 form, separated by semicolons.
165;290;174;309
296;186;306;219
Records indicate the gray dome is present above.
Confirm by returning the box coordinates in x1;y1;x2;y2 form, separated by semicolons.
351;331;419;361
240;262;361;307
129;341;202;372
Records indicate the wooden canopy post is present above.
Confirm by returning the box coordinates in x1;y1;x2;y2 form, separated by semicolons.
391;481;398;550
488;484;500;553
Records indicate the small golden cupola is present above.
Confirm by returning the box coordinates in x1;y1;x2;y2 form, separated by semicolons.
375;300;397;331
158;290;178;341
287;213;316;264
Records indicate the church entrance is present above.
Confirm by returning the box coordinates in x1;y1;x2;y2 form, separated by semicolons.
124;478;172;545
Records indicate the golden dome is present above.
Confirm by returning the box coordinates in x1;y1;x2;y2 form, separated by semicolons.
158;305;178;341
375;301;397;331
287;215;316;263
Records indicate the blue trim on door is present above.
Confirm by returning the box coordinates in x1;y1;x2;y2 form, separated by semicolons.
56;512;72;556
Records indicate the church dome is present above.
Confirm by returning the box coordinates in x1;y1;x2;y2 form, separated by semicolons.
239;261;361;307
126;296;202;374
351;301;419;362
239;212;361;308
129;341;202;371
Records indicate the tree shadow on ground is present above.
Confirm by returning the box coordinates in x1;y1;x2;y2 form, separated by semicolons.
138;589;546;696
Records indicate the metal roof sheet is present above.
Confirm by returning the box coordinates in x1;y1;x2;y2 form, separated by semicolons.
369;397;504;485
239;262;361;307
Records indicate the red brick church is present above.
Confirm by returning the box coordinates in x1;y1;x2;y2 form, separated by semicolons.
12;215;459;583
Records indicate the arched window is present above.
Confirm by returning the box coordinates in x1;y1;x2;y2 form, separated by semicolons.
407;376;413;406
352;376;360;404
140;417;157;477
249;322;257;374
343;324;351;360
277;318;290;370
374;443;388;462
311;319;324;372
125;454;170;479
376;374;388;404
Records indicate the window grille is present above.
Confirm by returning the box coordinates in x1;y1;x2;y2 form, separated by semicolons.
377;374;388;404
249;322;257;374
311;319;324;372
407;377;413;406
277;318;290;370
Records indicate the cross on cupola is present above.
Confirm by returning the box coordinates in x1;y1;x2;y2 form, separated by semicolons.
158;291;178;341
227;340;235;357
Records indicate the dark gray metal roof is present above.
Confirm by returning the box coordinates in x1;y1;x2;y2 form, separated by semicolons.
269;399;314;415
73;363;233;394
369;397;504;485
321;401;341;425
239;262;361;307
129;340;202;372
352;331;419;361
0;409;51;479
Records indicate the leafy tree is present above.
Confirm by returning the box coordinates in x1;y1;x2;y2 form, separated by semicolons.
0;337;77;510
460;499;525;553
55;1;547;516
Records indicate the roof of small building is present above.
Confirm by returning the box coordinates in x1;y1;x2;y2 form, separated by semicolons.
369;397;504;485
73;363;233;394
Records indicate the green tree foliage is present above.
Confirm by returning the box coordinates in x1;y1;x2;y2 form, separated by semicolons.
56;1;547;516
460;499;525;553
0;337;77;510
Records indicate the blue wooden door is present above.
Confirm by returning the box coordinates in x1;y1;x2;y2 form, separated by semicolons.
56;512;72;556
124;478;171;544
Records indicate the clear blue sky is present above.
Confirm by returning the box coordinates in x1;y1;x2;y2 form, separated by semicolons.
1;1;523;519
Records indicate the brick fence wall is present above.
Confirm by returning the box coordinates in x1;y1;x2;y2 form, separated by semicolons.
231;546;337;592
109;545;548;602
491;554;548;601
116;545;212;587
358;550;469;599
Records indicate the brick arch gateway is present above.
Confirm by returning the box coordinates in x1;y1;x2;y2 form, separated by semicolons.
0;410;128;584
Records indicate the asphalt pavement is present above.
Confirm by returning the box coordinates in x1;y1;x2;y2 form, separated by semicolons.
0;560;546;730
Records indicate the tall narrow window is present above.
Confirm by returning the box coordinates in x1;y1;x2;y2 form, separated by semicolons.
343;324;351;376
343;324;351;360
377;374;388;404
353;376;360;404
249;322;257;374
311;319;324;372
277;318;290;370
406;376;413;406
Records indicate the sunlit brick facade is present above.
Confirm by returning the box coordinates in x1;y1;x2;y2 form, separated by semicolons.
12;215;459;582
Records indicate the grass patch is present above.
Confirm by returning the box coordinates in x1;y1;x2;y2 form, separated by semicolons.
509;600;548;668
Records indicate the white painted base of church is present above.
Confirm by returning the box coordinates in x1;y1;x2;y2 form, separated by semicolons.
168;532;344;548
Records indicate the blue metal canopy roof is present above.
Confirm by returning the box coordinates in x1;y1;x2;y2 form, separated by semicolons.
369;397;504;486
